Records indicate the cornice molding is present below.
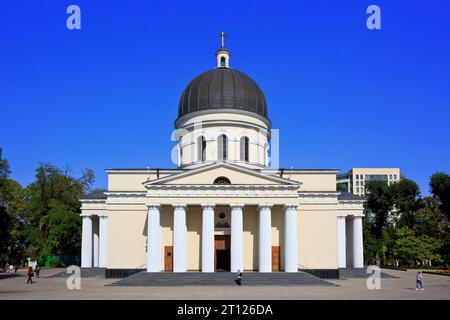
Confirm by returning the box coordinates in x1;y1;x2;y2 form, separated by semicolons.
146;184;300;198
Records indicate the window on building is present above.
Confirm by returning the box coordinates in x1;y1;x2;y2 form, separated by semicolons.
389;174;393;180
356;181;359;186
178;138;183;165
214;176;231;184
240;136;249;162
365;174;388;182
356;174;359;179
356;187;360;193
197;136;206;162
264;143;269;166
394;174;397;180
218;135;228;161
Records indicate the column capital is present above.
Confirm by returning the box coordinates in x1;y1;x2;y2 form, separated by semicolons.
258;203;273;210
98;214;109;219
284;203;299;210
230;203;245;209
146;203;161;209
201;203;216;209
172;204;187;209
337;214;347;218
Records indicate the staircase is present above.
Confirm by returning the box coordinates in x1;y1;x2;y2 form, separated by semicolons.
339;268;396;279
108;271;337;286
49;267;105;278
81;267;105;278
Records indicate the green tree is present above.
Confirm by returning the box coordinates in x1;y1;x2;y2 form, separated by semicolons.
0;147;9;186
415;197;447;238
430;172;450;219
365;180;393;238
0;148;12;265
393;227;442;267
336;183;348;193
363;214;378;265
23;163;94;260
428;173;450;266
390;178;422;228
2;179;27;266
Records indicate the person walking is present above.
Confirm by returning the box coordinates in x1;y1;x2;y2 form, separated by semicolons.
235;269;243;286
35;263;40;278
26;267;34;284
415;271;424;291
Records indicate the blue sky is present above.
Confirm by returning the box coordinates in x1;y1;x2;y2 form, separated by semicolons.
1;0;449;195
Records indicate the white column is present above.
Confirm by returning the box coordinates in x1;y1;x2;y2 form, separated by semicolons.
230;204;244;273
147;204;162;272
352;216;364;268
99;215;108;268
93;218;99;267
258;204;273;272
284;204;299;272
173;204;187;272
337;216;347;268
81;216;93;268
201;204;215;272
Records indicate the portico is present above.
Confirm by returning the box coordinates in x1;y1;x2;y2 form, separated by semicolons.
144;201;299;273
80;200;108;268
337;194;365;269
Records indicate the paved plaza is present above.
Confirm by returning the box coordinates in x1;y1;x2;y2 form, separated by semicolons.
0;268;448;300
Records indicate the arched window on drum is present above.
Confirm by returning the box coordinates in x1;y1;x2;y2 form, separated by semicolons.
197;136;206;162
218;135;228;161
240;136;249;162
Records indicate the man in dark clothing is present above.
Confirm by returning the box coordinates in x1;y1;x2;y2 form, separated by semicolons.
235;270;243;286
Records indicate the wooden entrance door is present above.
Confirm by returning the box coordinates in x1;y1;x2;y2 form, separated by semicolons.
214;235;231;271
272;246;280;271
164;246;173;271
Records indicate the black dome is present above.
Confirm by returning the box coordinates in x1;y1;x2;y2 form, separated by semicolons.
176;68;269;126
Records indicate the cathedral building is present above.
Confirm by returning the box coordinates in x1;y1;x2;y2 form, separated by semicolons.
80;35;365;278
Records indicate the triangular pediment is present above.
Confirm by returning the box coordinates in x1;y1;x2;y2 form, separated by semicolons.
144;163;299;186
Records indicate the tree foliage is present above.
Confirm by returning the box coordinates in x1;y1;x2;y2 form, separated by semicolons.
393;227;442;267
365;180;393;238
430;172;450;219
22;163;94;259
336;183;348;193
364;173;450;268
391;178;421;228
0;149;28;265
0;148;95;267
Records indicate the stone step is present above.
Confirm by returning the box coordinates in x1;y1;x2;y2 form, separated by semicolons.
339;268;396;279
109;271;337;286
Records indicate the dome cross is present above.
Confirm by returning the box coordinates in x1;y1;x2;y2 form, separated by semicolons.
218;31;228;47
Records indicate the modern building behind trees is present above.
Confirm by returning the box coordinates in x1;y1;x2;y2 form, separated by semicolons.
337;168;401;196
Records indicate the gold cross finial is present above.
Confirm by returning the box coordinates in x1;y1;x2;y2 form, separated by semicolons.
218;31;228;47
